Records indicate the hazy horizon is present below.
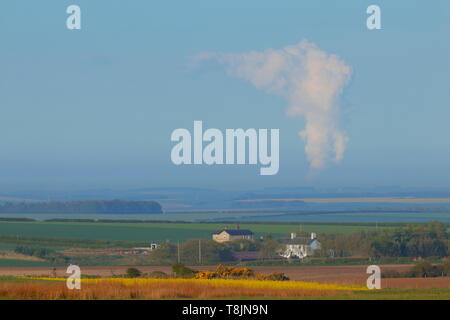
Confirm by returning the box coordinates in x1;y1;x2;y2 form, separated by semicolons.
1;0;450;192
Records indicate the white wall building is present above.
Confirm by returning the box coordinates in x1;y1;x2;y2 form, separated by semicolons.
278;232;321;259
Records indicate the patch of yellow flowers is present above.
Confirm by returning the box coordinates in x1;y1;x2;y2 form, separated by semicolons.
22;277;367;291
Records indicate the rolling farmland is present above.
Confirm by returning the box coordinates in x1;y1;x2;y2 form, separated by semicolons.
0;221;395;243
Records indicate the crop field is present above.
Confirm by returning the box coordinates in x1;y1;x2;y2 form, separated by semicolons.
236;197;450;204
0;264;449;287
0;276;447;300
1;210;449;223
0;277;365;299
0;260;53;267
239;211;450;223
0;264;447;300
0;221;396;243
0;211;292;222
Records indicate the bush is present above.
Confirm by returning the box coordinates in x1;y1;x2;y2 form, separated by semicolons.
126;268;142;278
14;246;54;259
443;261;450;275
150;240;233;265
256;272;290;281
381;270;402;278
260;240;283;260
409;262;435;277
172;264;196;278
215;265;254;278
388;262;450;278
225;239;260;252
194;265;289;281
150;242;177;264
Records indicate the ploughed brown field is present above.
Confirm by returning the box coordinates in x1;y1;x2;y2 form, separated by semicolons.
0;265;448;289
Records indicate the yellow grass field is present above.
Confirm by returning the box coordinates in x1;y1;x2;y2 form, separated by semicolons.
0;277;365;300
0;265;448;300
27;277;367;291
0;276;447;300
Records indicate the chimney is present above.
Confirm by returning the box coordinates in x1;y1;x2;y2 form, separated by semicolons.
291;232;297;240
311;232;317;240
236;224;240;230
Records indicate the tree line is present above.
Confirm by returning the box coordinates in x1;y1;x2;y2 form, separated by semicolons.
315;221;449;259
0;199;163;214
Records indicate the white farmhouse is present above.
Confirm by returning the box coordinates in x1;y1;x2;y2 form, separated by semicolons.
278;232;321;259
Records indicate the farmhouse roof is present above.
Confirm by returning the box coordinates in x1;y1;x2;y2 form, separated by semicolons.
278;238;319;245
279;238;320;245
278;238;307;245
212;229;253;236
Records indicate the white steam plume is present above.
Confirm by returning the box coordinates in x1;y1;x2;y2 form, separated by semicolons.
192;40;352;169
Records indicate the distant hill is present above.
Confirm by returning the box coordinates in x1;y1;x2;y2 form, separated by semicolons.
0;200;163;214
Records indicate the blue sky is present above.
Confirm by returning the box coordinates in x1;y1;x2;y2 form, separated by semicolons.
0;0;449;191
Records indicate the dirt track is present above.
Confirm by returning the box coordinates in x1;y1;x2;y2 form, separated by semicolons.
1;264;448;289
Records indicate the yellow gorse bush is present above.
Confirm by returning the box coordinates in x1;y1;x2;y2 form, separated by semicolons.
194;264;289;280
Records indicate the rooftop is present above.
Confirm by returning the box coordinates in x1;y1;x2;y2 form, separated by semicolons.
212;229;253;236
278;234;319;245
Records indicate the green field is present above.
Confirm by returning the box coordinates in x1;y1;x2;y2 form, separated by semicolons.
0;220;397;243
0;259;54;267
1;210;449;223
